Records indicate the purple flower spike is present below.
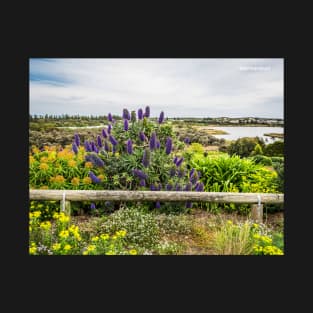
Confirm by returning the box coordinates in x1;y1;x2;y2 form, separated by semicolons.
109;135;118;146
89;171;101;184
156;140;160;149
175;183;182;191
184;182;192;191
190;168;195;178
178;168;185;178
139;131;146;142
145;106;150;118
139;179;146;187
184;137;190;144
190;169;198;184
84;141;92;152
165;137;172;155
166;183;173;191
108;124;112;134
122;108;128;120
72;142;78;154
142;148;150;168
169;168;176;177
91;142;98;153
124;119;129;131
126;139;133;154
149;132;157;150
158;111;164;124
155;201;161;209
88;154;104;167
74;134;80;146
150;184;156;191
97;135;102;147
133;169;148;180
176;157;184;167
195;182;204;192
173;156;178;164
108;113;113;122
138;108;143;120
186;202;192;208
104;140;110;152
102;128;108;138
90;203;96;210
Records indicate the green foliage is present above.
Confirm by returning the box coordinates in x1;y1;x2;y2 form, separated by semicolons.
190;154;279;213
156;214;194;236
251;143;263;156
227;137;265;158
30;200;60;220
94;207;160;249
263;141;284;157
272;158;284;192
250;155;272;166
29;211;134;255
212;220;254;255
211;220;283;255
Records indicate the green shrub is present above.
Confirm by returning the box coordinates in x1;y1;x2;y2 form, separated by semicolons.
94;207;160;249
251;155;272;166
211;220;254;255
190;154;279;213
263;141;284;157
156;214;194;236
227;137;265;158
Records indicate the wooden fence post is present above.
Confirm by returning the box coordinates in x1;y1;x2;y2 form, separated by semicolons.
60;200;71;216
251;203;263;223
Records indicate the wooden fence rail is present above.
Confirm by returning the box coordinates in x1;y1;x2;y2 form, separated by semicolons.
29;190;284;223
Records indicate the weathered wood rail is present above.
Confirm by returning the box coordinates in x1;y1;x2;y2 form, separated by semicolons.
29;190;284;223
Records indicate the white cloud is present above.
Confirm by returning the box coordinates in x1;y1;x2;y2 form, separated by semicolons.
29;58;284;118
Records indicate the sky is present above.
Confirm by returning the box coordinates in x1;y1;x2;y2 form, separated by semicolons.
29;58;284;118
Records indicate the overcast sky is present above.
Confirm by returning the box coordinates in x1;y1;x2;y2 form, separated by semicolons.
29;58;284;118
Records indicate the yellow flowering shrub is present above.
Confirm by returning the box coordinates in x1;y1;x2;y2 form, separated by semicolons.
29;210;136;255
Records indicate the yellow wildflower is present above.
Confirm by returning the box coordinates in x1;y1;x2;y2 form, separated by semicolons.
39;163;49;171
97;174;105;181
129;249;137;255
54;175;65;184
58;213;70;223
29;242;37;254
29;246;37;254
59;230;69;239
40;185;49;189
83;245;95;254
32;211;41;218
68;160;77;167
82;177;92;185
52;243;61;251
91;236;99;242
39;221;51;231
100;234;109;241
227;220;233;225
71;177;80;186
64;244;72;251
29;156;35;165
115;230;127;238
40;156;49;163
105;250;116;255
32;146;40;154
84;162;93;169
48;151;56;161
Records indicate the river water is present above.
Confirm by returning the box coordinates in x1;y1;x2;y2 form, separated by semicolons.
210;126;284;143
